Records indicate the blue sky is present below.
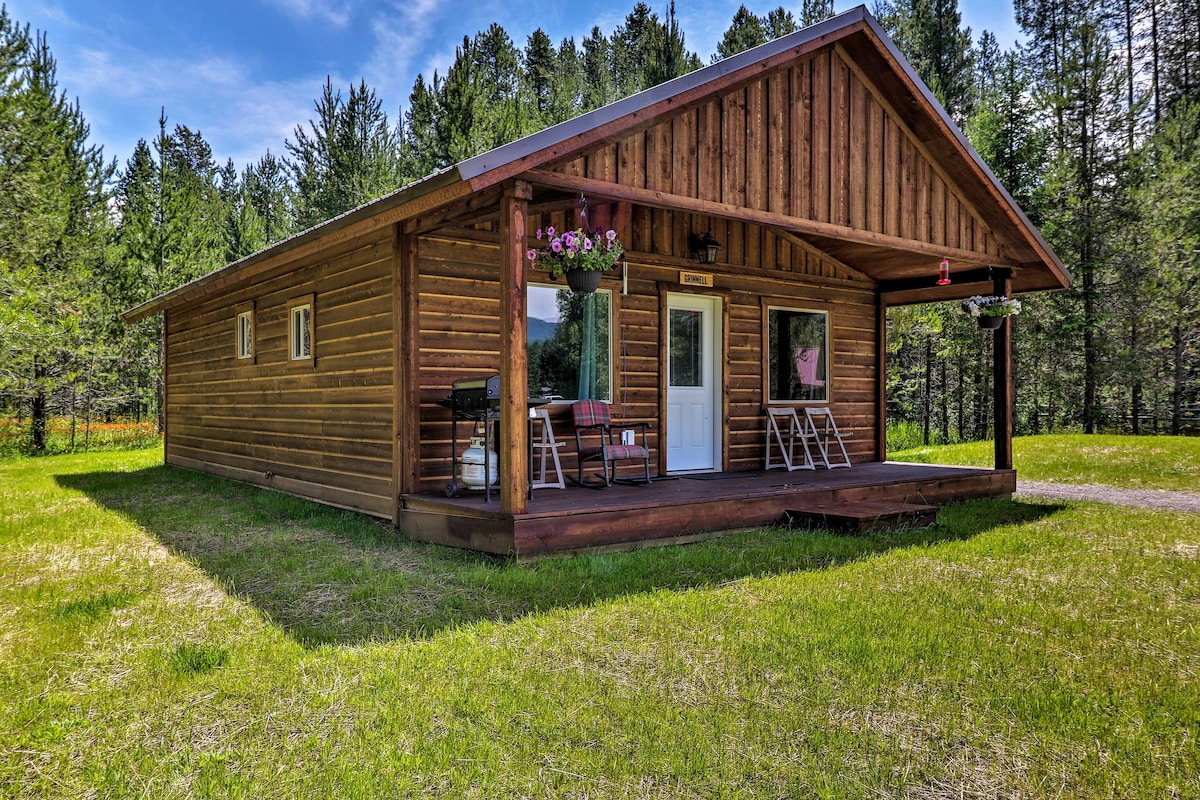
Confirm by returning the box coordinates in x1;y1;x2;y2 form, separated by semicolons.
6;0;1021;173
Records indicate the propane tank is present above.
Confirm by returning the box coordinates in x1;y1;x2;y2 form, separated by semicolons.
460;435;499;489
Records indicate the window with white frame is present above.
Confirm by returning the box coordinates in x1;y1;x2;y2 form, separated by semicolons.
766;306;829;402
526;284;612;401
236;310;254;359
289;300;313;361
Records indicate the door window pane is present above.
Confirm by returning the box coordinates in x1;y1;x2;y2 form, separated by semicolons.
669;308;703;387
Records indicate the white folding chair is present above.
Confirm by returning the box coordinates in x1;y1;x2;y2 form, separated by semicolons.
765;407;817;471
804;407;851;469
530;407;565;490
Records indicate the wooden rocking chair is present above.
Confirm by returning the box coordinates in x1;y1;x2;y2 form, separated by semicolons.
571;400;652;487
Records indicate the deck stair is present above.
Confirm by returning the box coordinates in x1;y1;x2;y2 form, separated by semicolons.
784;499;938;533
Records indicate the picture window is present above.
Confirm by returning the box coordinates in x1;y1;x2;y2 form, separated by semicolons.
766;307;829;403
526;285;612;402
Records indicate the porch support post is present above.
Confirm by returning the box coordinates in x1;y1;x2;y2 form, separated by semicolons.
993;268;1014;471
875;292;888;462
500;180;532;515
394;226;420;514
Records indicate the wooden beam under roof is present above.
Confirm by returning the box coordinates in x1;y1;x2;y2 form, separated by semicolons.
522;168;1020;272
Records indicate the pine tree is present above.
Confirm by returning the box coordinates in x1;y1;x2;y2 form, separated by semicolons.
523;28;556;125
403;73;443;178
799;0;835;27
643;1;701;87
472;23;522;149
1134;101;1200;433
287;78;404;229
437;38;482;164
550;37;584;124
714;5;768;61
0;18;112;450
243;151;294;244
581;26;617;111
765;7;800;38
611;3;659;95
877;0;976;123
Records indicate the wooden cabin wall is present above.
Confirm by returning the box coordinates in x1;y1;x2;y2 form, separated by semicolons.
414;221;875;493
164;228;395;517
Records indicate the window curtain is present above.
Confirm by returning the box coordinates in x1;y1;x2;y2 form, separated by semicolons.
577;294;597;400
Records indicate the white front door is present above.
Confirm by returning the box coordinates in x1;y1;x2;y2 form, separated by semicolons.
666;294;722;473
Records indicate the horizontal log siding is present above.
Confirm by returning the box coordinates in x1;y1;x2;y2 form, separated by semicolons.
415;223;875;492
165;229;395;517
555;45;1002;266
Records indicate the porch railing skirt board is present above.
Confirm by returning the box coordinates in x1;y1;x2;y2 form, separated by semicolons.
397;463;1016;556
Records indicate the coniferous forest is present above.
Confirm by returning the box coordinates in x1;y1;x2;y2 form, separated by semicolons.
0;0;1197;453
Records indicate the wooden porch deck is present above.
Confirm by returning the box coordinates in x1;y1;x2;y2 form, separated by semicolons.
398;462;1015;556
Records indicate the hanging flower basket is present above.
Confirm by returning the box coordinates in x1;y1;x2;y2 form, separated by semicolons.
565;266;604;294
962;295;1021;329
528;225;624;295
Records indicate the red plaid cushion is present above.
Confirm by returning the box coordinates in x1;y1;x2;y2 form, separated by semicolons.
572;400;611;427
602;444;647;460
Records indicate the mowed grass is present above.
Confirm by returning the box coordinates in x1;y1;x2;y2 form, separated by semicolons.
893;432;1200;491
1;446;1198;798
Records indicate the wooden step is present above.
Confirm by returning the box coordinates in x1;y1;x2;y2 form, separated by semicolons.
783;500;938;533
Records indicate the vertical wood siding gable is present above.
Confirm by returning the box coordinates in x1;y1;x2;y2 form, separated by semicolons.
547;46;1007;270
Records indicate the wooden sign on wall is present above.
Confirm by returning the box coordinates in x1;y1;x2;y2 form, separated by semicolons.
679;271;714;288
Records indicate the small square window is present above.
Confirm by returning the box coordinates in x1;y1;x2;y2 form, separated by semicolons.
236;310;254;359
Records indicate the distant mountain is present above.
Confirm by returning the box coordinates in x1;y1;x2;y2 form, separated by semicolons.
529;317;558;343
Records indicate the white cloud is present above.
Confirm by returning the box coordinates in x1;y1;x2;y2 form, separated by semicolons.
63;45;337;170
260;0;355;28
361;0;441;105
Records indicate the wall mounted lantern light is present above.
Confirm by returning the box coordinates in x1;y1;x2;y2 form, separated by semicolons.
689;230;721;264
937;258;952;285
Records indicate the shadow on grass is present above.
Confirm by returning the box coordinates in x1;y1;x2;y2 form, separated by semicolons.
56;465;1064;648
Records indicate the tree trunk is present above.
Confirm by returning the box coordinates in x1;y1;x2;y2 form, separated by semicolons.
922;334;932;446
1172;322;1185;435
956;354;967;440
939;359;950;443
1130;317;1141;434
31;358;47;452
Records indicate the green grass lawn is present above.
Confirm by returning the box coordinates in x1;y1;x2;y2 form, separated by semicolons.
1;445;1198;798
893;432;1200;491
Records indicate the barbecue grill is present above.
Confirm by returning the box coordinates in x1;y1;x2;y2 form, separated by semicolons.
438;375;551;501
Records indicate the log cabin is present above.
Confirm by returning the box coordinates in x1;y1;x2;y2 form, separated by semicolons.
123;6;1069;555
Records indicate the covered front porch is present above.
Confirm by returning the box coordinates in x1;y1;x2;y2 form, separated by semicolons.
398;461;1015;556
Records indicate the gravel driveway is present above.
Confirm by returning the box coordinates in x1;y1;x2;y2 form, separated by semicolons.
1016;481;1200;513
